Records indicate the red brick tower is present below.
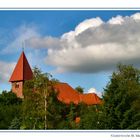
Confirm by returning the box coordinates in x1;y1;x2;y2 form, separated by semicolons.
9;51;33;98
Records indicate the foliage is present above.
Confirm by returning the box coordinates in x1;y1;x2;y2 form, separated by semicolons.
2;64;140;130
101;64;140;129
0;91;22;129
77;103;100;129
9;117;21;129
75;86;84;93
21;67;66;129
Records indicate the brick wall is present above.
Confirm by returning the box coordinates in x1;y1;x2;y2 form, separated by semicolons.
12;81;23;98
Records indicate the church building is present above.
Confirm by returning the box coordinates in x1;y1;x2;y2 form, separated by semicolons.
9;51;33;98
9;51;102;105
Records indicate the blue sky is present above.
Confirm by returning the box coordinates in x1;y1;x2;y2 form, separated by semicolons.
0;10;140;96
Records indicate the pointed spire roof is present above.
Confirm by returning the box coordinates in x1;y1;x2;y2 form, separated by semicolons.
9;51;33;82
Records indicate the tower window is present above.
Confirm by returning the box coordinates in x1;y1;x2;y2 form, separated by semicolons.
15;83;19;88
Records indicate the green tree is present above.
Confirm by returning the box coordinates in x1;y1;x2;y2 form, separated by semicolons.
21;67;66;129
75;86;84;93
0;91;22;129
9;117;21;129
77;103;100;129
101;64;140;129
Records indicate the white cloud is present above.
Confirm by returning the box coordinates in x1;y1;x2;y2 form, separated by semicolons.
88;87;97;93
131;13;140;20
87;87;102;98
1;24;40;54
0;61;16;83
108;15;124;25
43;12;140;73
3;13;140;75
27;36;61;49
75;17;103;35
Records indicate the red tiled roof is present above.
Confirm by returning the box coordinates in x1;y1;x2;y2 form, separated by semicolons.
79;93;102;105
54;83;80;104
54;83;102;105
9;51;33;82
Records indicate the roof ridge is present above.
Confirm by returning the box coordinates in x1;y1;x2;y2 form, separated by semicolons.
22;51;24;81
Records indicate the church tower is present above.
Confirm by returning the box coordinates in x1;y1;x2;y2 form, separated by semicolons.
9;51;33;98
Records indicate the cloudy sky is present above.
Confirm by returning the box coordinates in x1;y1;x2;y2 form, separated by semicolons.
0;10;140;96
